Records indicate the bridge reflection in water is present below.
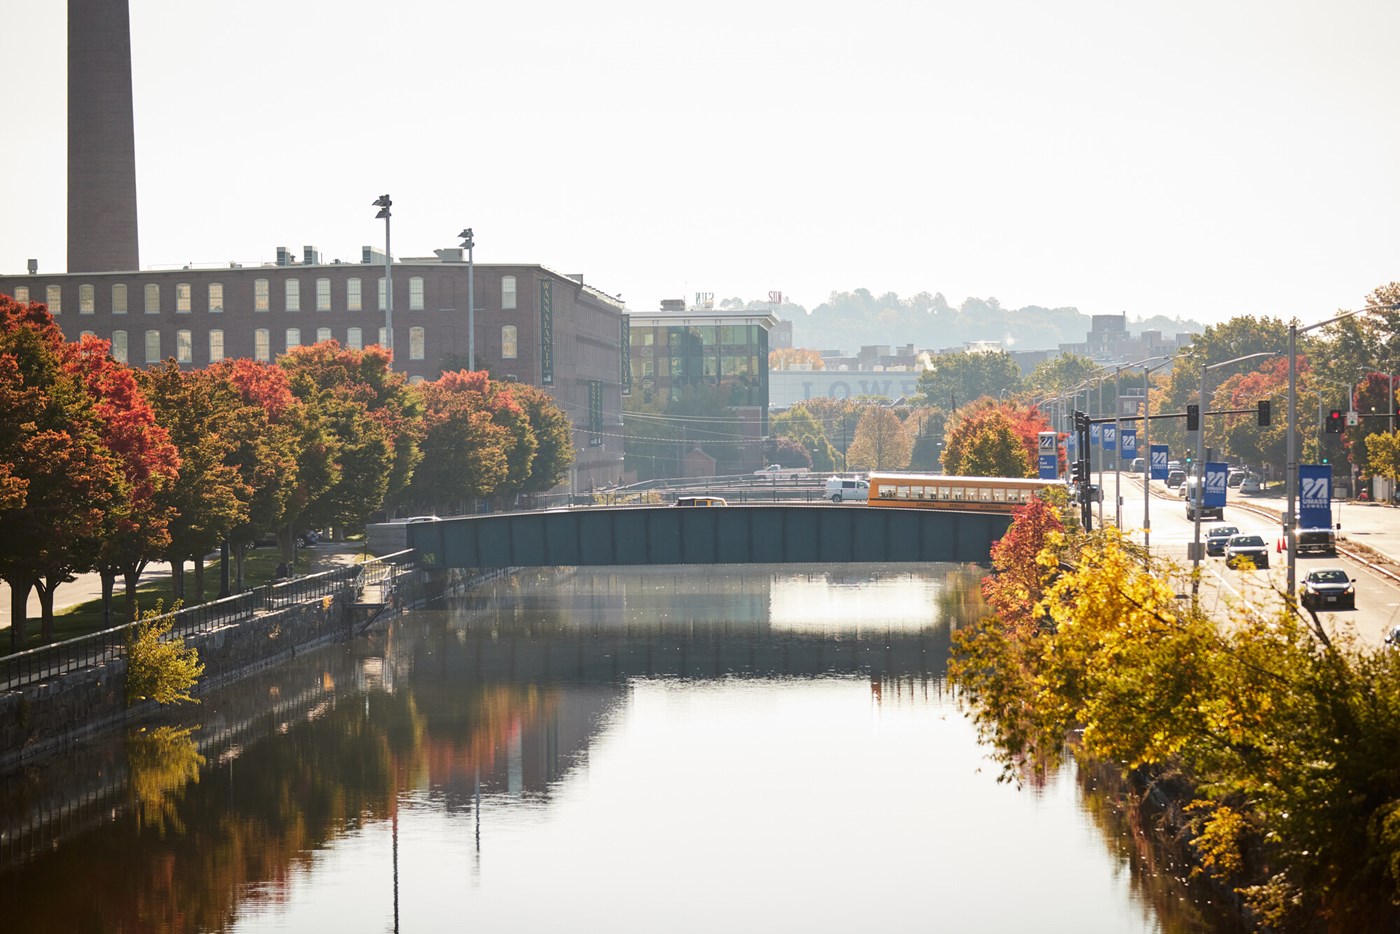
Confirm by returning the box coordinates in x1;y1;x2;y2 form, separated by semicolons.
436;564;978;682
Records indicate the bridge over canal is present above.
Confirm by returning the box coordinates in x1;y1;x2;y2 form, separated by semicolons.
398;504;1012;569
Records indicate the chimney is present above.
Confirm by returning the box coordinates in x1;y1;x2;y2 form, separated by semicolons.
68;0;140;273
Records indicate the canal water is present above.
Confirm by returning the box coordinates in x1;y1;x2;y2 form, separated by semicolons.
0;564;1242;932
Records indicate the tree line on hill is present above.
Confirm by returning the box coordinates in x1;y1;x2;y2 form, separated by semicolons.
0;294;574;649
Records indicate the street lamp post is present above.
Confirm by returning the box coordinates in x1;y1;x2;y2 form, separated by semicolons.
1284;306;1399;596
1191;351;1278;595
459;228;475;370
1137;358;1173;553
373;194;393;367
1112;355;1171;528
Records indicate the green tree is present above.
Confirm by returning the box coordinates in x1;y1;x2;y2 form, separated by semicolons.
508;381;576;496
125;603;204;706
279;343;422;533
796;398;863;469
140;362;250;602
770;405;838;471
916;349;1023;410
1025;353;1103;397
846;407;912;470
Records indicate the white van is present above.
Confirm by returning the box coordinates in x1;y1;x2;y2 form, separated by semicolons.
825;476;869;503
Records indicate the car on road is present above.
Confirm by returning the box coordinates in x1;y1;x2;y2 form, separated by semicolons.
674;496;727;507
1204;524;1241;556
1071;483;1103;504
1225;533;1270;569
1165;469;1186;489
825;476;869;503
1239;475;1263;494
754;464;810;479
1300;568;1356;610
1292;527;1337;556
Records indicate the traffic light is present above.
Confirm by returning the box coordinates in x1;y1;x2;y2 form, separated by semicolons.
1186;404;1200;432
1070;460;1085;483
1326;409;1344;433
1257;400;1271;427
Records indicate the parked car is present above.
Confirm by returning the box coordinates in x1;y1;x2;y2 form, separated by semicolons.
1165;469;1186;489
1300;568;1355;610
295;529;322;548
1204;524;1240;557
1225;534;1270;569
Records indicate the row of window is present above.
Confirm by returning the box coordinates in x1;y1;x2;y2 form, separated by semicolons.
15;275;519;316
79;325;522;365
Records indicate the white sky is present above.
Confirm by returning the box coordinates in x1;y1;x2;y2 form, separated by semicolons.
3;0;1397;326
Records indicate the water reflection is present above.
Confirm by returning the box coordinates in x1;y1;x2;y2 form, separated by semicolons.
0;564;1240;932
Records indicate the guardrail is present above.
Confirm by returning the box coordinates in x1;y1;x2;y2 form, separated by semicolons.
0;550;417;692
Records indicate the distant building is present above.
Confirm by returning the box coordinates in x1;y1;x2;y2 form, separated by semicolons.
0;251;627;493
1058;312;1189;363
624;302;779;471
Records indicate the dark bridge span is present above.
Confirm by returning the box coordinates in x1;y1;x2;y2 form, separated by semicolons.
407;504;1011;569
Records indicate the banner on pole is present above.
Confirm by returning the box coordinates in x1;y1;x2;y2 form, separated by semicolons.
1204;462;1228;507
1150;445;1169;480
1119;428;1137;460
1299;464;1333;529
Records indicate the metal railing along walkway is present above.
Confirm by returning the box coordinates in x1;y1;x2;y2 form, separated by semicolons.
0;550;415;692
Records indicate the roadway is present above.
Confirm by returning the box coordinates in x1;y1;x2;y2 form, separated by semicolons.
1095;466;1400;647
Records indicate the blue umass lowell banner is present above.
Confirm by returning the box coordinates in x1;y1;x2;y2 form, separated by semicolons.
1204;461;1228;508
1299;464;1333;529
1119;428;1137;461
1101;424;1116;451
1150;444;1169;480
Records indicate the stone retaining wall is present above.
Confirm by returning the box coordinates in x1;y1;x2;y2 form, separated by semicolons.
0;590;355;770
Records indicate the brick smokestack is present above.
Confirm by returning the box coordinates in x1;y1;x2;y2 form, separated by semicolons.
68;0;140;273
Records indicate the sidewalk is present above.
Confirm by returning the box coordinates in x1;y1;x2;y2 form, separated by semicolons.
1;542;371;636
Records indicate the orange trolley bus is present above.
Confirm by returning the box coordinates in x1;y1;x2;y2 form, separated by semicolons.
865;473;1058;513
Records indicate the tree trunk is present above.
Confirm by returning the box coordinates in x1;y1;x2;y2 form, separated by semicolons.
8;577;31;651
100;569;117;629
192;557;206;603
35;577;57;642
122;562;144;621
170;559;185;602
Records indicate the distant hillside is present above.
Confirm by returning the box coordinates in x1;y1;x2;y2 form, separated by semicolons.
727;290;1203;354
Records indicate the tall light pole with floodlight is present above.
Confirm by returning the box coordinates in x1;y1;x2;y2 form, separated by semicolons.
459;228;475;370
373;194;393;367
